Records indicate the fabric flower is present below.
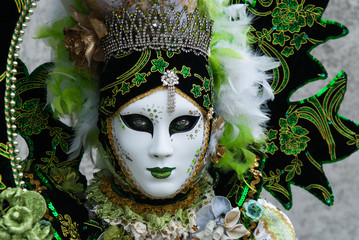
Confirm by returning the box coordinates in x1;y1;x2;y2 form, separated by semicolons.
223;207;250;239
3;205;33;234
0;188;53;240
63;6;107;76
193;196;249;240
27;220;54;240
50;167;84;193
272;0;306;33
0;187;22;208
243;200;264;222
102;225;131;240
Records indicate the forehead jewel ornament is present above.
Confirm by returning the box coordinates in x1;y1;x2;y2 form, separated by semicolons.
161;70;179;113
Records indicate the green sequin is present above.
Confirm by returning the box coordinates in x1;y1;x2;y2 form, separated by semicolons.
203;94;211;109
266;129;278;141
120;82;131;94
273;32;290;46
180;66;191;78
266;142;278;154
191;84;202;97
15;101;49;135
290;32;308;50
132;73;147;87
151;57;169;73
203;78;211;91
281;46;294;57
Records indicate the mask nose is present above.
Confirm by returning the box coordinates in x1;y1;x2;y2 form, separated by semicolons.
148;126;174;159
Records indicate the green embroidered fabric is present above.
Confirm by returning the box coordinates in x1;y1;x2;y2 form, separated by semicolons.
233;0;359;209
99;49;214;118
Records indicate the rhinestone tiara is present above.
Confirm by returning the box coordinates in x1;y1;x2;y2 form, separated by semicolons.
101;4;213;59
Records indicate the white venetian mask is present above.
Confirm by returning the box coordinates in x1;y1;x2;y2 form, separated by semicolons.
108;89;209;198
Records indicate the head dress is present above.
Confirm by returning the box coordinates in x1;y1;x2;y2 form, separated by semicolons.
1;0;289;239
45;0;277;180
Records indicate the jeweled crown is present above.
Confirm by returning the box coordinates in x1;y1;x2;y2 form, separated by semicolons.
101;4;213;60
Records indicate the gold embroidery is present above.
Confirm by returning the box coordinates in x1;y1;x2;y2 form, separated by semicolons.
24;173;48;193
99;176;199;216
246;174;260;200
0;142;10;159
0;174;6;190
262;217;276;239
23;173;52;220
253;156;260;168
260;203;296;239
242;221;257;240
242;156;263;239
247;156;262;199
59;214;81;240
43;207;54;222
0;72;4;83
100;50;152;92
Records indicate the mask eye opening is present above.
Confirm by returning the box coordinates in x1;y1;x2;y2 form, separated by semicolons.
169;115;200;136
120;114;154;136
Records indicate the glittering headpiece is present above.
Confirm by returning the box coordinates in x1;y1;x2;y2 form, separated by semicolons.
94;1;215;197
97;2;214;117
102;4;213;59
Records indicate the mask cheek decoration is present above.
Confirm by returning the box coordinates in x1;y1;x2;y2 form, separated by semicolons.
107;89;211;199
169;114;207;181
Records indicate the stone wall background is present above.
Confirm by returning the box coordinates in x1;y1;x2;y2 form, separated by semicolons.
262;1;359;239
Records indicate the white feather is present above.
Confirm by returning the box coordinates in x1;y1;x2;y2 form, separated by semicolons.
210;3;279;140
68;88;100;160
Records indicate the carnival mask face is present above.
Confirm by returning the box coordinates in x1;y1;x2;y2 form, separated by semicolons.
109;89;209;198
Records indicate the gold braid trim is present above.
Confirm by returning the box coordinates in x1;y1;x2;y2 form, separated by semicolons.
242;157;263;238
24;173;52;221
246;156;262;199
24;173;47;193
247;173;261;199
260;204;296;239
99;176;199;216
242;221;258;240
113;176;144;197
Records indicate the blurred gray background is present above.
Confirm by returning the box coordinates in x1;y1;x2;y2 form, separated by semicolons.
262;0;359;239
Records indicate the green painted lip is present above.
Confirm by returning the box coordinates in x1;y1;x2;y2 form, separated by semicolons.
147;167;176;179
